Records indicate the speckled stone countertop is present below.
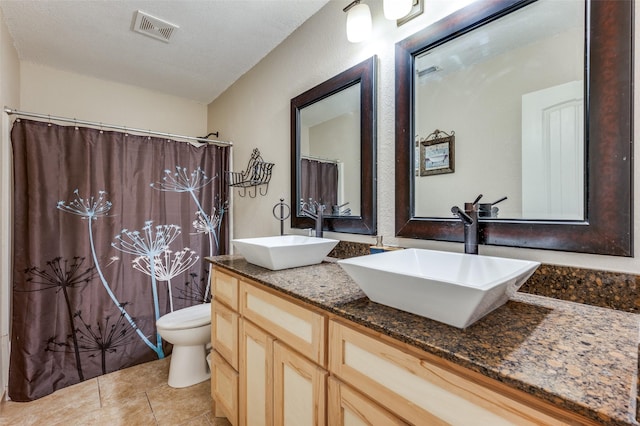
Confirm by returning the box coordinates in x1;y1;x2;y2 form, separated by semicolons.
208;255;640;426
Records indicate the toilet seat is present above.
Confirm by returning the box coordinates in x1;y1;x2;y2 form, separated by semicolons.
156;303;211;330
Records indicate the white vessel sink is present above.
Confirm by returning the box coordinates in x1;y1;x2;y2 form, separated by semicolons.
338;248;540;328
232;235;339;271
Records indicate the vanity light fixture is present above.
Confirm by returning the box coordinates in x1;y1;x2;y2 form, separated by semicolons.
383;0;413;20
344;0;372;43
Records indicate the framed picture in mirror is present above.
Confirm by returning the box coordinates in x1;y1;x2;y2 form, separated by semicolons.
418;130;454;176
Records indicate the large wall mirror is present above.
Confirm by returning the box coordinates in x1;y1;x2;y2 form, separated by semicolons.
395;0;632;256
291;56;376;235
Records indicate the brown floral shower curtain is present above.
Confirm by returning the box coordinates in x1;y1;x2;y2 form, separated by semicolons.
9;119;229;401
300;158;338;208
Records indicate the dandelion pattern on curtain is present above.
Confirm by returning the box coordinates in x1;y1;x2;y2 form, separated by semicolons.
10;119;229;401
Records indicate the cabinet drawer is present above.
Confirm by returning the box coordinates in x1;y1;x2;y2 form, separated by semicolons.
212;268;239;310
329;321;573;426
328;376;408;426
240;282;326;366
213;299;239;370
211;350;238;426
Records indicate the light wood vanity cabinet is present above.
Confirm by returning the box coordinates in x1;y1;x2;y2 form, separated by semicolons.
328;376;407;425
239;281;326;365
239;318;273;426
211;266;328;426
273;340;327;425
239;280;328;425
210;350;238;425
212;299;238;370
210;265;596;426
212;268;239;309
328;320;595;426
238;318;328;426
210;270;240;424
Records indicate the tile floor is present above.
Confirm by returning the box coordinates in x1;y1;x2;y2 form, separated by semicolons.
0;357;231;425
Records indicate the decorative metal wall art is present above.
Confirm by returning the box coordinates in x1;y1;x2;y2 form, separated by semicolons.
226;148;274;197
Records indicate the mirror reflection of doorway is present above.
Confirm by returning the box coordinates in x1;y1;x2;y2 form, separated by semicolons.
522;80;584;220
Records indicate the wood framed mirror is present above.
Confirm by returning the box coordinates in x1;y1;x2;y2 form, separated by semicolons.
291;56;376;235
395;0;632;256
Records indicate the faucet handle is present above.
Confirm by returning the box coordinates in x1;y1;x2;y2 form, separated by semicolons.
451;206;473;224
463;194;482;213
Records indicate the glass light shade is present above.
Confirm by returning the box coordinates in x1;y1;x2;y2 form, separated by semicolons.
383;0;413;20
346;3;372;43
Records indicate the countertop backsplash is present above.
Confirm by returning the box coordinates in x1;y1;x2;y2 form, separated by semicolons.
327;240;371;259
519;264;640;313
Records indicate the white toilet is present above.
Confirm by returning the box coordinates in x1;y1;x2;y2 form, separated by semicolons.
156;303;212;388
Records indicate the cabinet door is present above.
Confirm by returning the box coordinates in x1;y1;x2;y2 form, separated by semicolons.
213;299;239;370
211;350;238;425
327;376;407;426
273;341;327;426
212;268;239;310
240;319;274;426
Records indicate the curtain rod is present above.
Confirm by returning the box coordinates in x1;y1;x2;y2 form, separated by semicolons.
3;107;233;147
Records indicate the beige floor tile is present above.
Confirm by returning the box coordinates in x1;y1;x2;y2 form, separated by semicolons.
0;409;42;426
0;358;218;426
0;379;101;425
147;380;212;426
53;392;156;426
99;356;170;404
208;413;232;426
177;413;213;426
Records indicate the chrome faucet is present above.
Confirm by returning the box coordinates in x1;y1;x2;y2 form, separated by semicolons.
451;194;482;255
300;199;325;238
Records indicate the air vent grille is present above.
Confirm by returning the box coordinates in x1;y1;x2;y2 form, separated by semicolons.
133;10;179;43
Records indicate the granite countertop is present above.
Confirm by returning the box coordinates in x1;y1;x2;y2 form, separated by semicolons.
208;255;640;426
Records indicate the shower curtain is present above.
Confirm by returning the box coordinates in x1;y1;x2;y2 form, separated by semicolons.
9;119;229;401
300;158;338;208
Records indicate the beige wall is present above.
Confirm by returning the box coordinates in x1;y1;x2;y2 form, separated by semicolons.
20;62;207;137
0;6;19;400
208;0;640;274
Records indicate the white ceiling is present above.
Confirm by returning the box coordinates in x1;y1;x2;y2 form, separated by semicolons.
0;0;329;104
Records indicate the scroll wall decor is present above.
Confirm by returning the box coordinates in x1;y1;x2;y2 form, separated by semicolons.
226;148;274;197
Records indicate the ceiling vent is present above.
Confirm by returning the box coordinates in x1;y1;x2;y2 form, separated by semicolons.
132;10;179;43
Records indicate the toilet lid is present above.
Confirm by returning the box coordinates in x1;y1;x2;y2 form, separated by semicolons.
156;303;211;330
